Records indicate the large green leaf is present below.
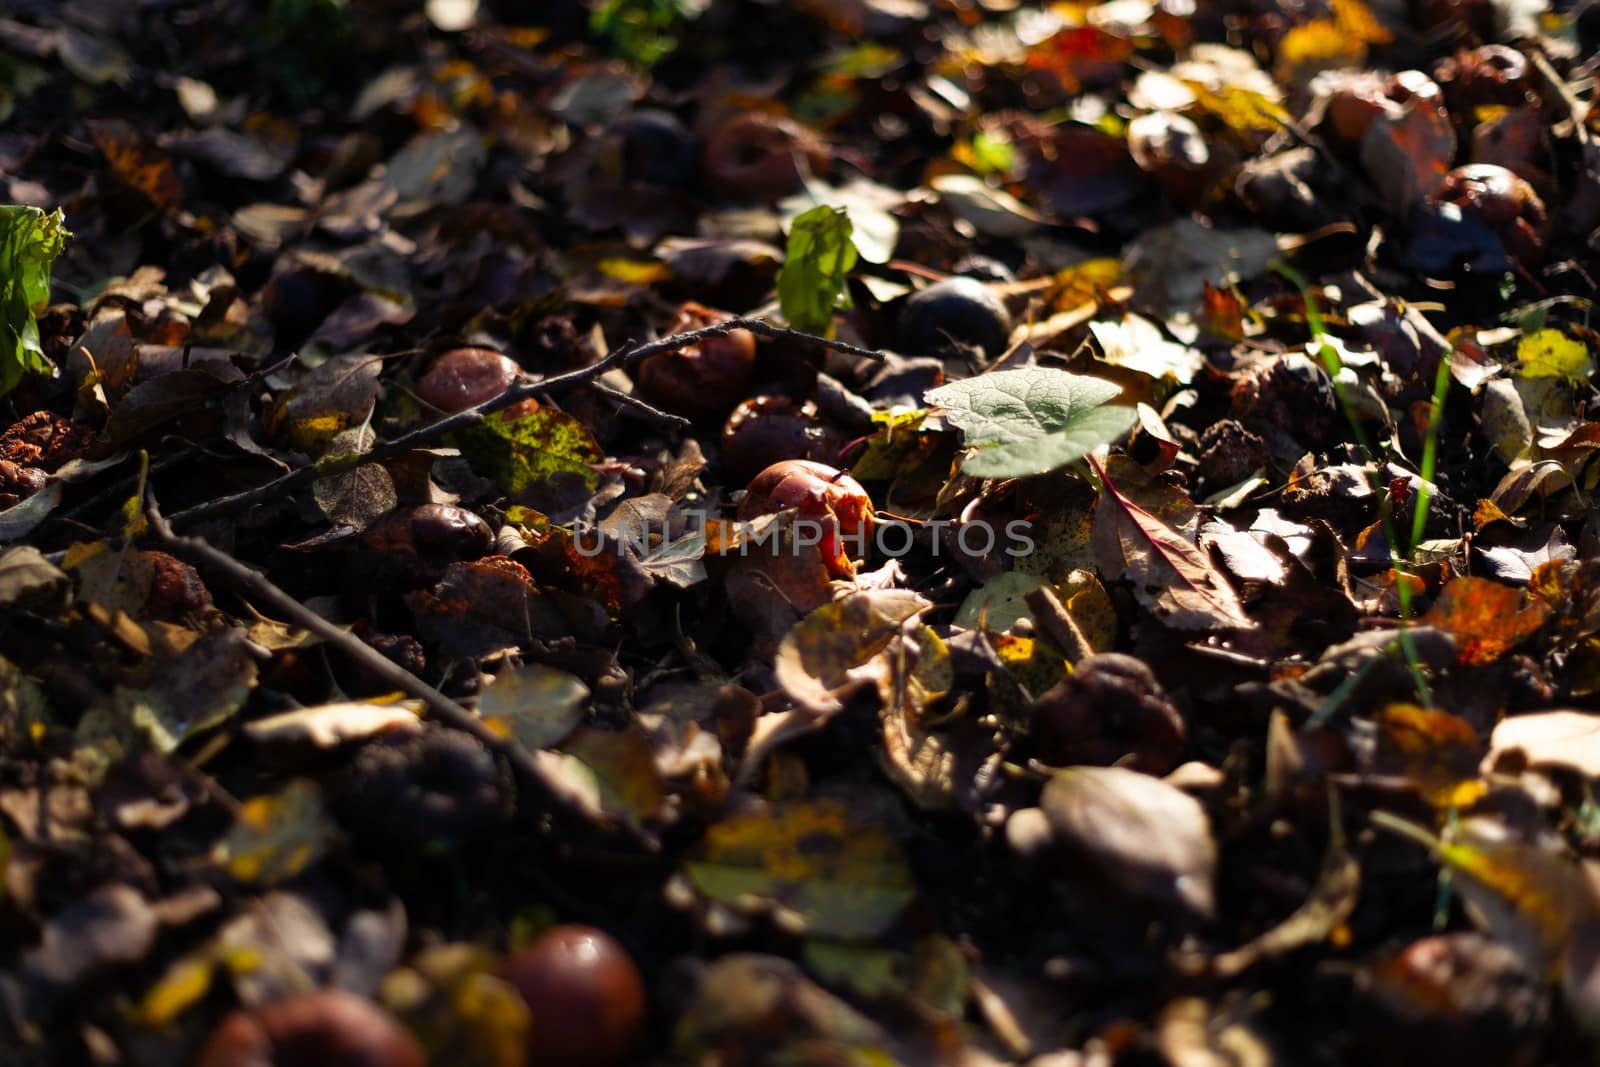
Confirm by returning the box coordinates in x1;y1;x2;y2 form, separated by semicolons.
456;406;602;493
0;206;70;397
777;204;857;336
924;368;1135;478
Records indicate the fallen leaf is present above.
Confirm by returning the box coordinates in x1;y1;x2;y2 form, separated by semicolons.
1204;824;1359;977
1374;812;1600;979
244;700;423;749
1372;703;1485;809
1517;328;1592;385
1089;313;1205;385
477;663;590;751
1090;454;1254;630
1422;576;1549;665
24;883;157;988
683;799;916;939
1022;764;1218;920
925;367;1135;479
213;779;330;885
1483;711;1600;779
774;589;930;714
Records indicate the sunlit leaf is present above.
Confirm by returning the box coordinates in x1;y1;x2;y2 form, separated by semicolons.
925;368;1135;478
777;204;858;335
1090;454;1254;630
929;174;1044;239
1422;576;1549;665
986;631;1070;716
1275;20;1365;77
1022;765;1218;920
1517;328;1592;385
270;352;383;453
782;179;899;264
477;663;590;751
955;572;1046;632
0;205;70;397
1373;703;1486;809
456;405;602;493
557;725;665;827
1331;0;1394;42
1373;811;1600;978
118;630;259;752
775;589;930;714
1089;313;1204;384
243;699;422;749
136;951;217;1028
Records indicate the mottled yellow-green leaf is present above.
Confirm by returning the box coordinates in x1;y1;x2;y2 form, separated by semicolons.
849;410;930;481
213;779;329;885
986;632;1069;715
456;407;601;493
683;799;916;939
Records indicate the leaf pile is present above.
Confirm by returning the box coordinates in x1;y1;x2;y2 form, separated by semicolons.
1;1;1600;1065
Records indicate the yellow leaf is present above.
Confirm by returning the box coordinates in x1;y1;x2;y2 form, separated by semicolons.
1049;258;1122;311
1517;328;1593;384
1332;0;1393;43
1276;20;1365;73
1374;703;1486;809
1187;84;1290;138
137;953;216;1028
1374;811;1600;978
597;257;670;284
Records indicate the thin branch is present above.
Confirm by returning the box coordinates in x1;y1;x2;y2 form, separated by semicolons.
588;381;693;430
165;317;883;529
1024;586;1093;665
143;497;646;846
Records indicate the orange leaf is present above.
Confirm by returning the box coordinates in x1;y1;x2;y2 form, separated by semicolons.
1423;576;1549;665
1374;703;1484;809
88;120;184;213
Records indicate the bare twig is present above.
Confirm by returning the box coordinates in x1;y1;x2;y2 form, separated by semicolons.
142;497;640;844
1525;46;1591;148
588;381;693;429
165;318;883;529
1024;586;1093;665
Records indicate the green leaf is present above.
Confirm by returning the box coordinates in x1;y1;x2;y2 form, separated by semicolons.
924;368;1135;478
0;205;70;397
1516;328;1592;385
954;571;1046;632
456;407;602;493
777;205;858;336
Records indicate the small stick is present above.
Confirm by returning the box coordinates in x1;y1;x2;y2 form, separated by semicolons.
165;317;883;529
142;497;637;843
587;381;692;430
1024;586;1094;665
